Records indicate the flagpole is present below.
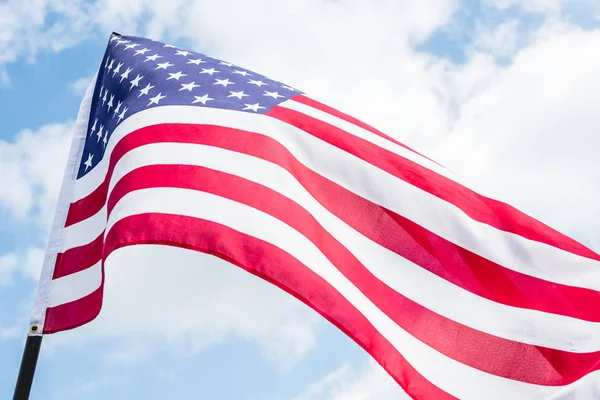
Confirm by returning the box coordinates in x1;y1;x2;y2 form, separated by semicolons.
12;326;43;400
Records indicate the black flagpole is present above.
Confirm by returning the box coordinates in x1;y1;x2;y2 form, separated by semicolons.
12;325;43;400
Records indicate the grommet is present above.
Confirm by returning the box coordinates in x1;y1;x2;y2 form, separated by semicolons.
29;324;40;334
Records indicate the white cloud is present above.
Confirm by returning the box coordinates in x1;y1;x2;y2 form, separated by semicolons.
0;253;18;286
0;122;71;287
84;0;458;155
0;0;92;68
68;76;93;96
293;364;352;400
52;375;113;400
473;19;520;57
432;22;600;240
0;325;21;340
21;247;45;281
294;360;410;400
0;247;44;288
481;0;598;14
482;0;561;12
0;122;72;224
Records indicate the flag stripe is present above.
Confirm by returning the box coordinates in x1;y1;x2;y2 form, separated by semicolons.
104;162;600;385
62;205;106;252
62;137;600;355
67;107;600;293
104;215;456;400
270;103;600;263
65;122;600;325
48;260;102;307
292;95;439;166
44;284;103;334
53;233;103;279
104;187;595;399
65;180;108;227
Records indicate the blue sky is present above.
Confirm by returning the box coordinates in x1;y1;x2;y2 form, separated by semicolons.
1;0;600;399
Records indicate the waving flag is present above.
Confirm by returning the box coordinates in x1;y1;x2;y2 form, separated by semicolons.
30;33;600;399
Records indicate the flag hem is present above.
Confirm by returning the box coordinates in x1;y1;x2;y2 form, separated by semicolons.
28;73;98;336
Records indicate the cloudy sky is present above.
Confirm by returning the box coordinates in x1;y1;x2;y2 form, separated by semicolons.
1;0;600;398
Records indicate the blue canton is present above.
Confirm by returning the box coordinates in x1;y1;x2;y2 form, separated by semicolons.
77;33;301;178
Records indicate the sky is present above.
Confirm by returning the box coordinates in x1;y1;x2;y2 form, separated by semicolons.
1;0;600;398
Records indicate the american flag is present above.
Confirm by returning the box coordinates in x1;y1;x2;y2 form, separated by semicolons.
30;33;600;399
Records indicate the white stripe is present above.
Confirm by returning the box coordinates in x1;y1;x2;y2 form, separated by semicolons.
105;187;595;400
69;106;600;294
48;261;102;308
280;99;457;182
62;206;106;252
281;98;535;218
94;142;600;353
548;370;600;399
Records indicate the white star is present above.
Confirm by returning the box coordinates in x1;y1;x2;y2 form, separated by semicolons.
138;82;155;97
164;44;177;48
90;119;97;136
200;68;219;75
107;94;115;112
148;92;166;106
124;43;139;50
84;153;94;171
243;103;266;112
145;54;161;62
214;78;233;87
187;58;206;65
98;85;104;99
263;90;284;99
175;50;190;56
106;59;114;73
155;61;174;70
248;79;267;87
179;81;200;91
219;61;233;67
134;47;150;56
120;67;133;82
192;94;214;105
115;39;130;47
118;107;128;123
113;100;122;116
112;62;123;77
110;35;120;42
102;89;108;106
228;90;249;99
104;57;110;68
167;71;187;80
233;70;251;76
96;125;104;142
281;84;297;91
129;74;143;90
102;131;108;147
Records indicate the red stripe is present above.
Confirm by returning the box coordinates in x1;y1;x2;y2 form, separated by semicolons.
53;233;103;279
293;95;439;165
43;282;104;334
106;164;600;386
104;213;454;400
66;180;108;227
68;123;600;323
268;105;600;262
